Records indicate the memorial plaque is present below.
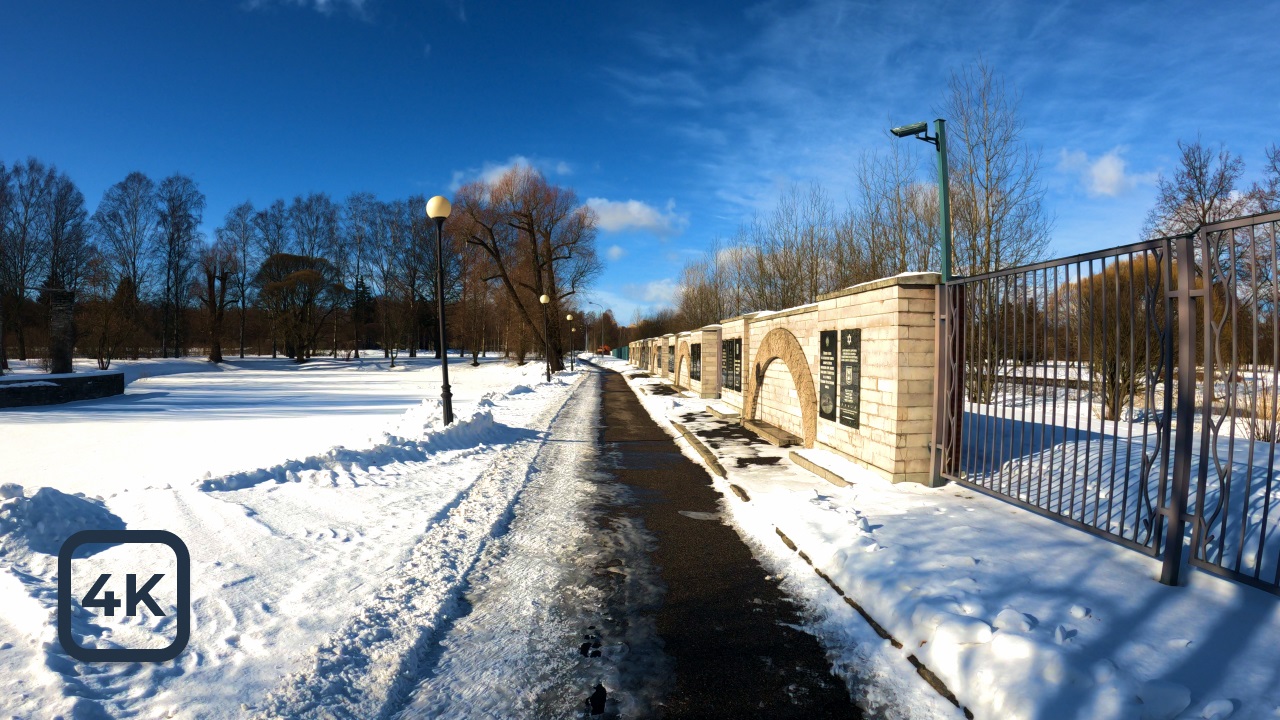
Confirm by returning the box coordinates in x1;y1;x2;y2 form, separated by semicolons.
819;330;837;421
839;329;861;428
690;344;701;381
732;339;742;391
668;345;674;373
721;340;733;391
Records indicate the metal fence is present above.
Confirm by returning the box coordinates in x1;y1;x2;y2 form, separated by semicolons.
932;210;1280;594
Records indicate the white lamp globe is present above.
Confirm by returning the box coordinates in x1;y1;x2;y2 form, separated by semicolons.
426;196;452;219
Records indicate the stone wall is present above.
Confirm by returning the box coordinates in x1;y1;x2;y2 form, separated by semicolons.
629;273;941;485
0;371;125;408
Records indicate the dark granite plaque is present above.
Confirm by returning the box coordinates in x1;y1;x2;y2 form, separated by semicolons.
819;330;837;421
690;344;701;381
668;344;674;373
732;339;742;391
839;329;861;428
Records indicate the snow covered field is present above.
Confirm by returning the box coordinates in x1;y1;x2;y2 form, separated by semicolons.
0;355;587;719
599;355;1280;720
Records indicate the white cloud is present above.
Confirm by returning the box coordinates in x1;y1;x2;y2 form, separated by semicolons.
606;245;626;261
623;278;681;304
585;198;688;237
449;155;572;191
1059;148;1156;197
243;0;368;16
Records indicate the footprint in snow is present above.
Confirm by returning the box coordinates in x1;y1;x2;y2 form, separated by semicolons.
579;626;602;658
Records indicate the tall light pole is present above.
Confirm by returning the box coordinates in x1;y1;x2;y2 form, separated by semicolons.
587;300;604;355
427;196;454;425
539;293;552;382
891;119;952;282
566;314;575;371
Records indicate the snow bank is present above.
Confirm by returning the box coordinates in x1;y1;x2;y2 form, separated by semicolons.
199;398;526;492
0;485;125;555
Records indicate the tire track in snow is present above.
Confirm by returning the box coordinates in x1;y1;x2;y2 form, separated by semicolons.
252;374;585;720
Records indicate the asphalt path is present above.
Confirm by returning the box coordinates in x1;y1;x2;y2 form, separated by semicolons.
596;365;859;719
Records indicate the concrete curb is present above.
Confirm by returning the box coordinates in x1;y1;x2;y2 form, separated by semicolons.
671;420;727;478
772;527;973;720
788;451;850;487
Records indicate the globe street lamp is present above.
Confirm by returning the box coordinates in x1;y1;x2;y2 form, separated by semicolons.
539;293;552;382
891;118;952;282
426;196;454;425
566;314;575;371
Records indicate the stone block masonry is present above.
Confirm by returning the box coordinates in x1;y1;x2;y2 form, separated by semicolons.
0;371;125;408
629;272;941;485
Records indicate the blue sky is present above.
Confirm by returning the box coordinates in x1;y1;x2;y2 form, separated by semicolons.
2;0;1278;321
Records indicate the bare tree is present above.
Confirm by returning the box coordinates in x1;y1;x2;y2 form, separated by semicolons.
453;166;601;372
1256;144;1280;212
254;199;291;357
91;174;158;301
216;202;256;358
2;158;53;361
940;60;1051;276
42;169;90;373
1143;137;1250;239
156;174;204;357
195;237;237;363
0;161;12;370
289;192;339;259
343;192;379;358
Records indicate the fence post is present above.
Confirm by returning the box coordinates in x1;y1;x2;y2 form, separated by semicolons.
1160;232;1197;586
930;282;963;487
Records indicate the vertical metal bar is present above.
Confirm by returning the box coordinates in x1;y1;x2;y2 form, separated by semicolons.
951;285;966;479
1160;232;1197;586
981;280;996;482
1138;249;1156;545
996;275;1011;494
1155;240;1175;553
1087;258;1100;527
1221;230;1240;567
1017;271;1030;502
1120;253;1138;540
1050;265;1063;514
1263;220;1280;581
1071;261;1086;522
1034;268;1047;508
930;285;949;487
1239;225;1259;572
1107;255;1122;533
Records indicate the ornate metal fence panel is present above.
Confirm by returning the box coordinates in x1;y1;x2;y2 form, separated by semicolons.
934;210;1280;595
1192;212;1280;593
933;237;1181;557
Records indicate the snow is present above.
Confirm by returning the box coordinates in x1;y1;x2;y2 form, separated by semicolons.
598;354;1280;720
0;354;589;719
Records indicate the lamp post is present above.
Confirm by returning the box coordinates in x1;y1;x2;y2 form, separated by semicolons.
566;314;575;371
539;293;552;382
426;196;454;425
587;300;604;355
891;118;952;282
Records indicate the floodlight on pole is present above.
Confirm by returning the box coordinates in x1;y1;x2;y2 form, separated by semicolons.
426;195;454;424
890;118;952;282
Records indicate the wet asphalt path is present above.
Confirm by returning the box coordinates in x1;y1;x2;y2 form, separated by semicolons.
596;365;859;719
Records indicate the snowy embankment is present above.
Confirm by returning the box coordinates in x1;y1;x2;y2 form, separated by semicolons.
596;356;1280;720
0;356;581;720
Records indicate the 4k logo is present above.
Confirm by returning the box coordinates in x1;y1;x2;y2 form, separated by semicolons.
81;572;167;617
58;529;190;663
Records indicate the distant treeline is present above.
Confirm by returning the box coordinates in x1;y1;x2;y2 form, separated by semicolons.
0;161;624;372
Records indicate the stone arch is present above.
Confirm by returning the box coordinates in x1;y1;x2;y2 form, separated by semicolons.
673;341;691;388
743;327;817;448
